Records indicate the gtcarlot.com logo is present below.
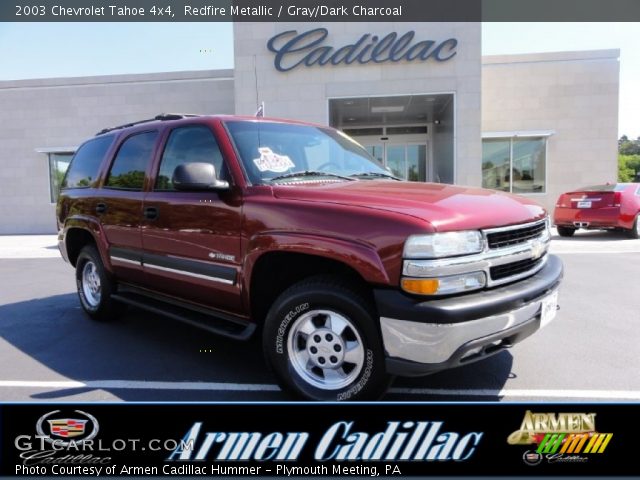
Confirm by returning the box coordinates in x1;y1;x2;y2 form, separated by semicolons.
14;410;193;475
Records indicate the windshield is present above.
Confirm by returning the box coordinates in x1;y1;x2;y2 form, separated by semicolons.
224;121;391;184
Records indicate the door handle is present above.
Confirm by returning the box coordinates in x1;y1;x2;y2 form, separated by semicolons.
95;203;107;214
144;206;159;220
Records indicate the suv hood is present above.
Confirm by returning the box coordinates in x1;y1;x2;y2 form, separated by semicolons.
272;180;546;231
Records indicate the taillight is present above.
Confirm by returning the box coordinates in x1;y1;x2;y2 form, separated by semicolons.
556;194;570;208
613;192;621;207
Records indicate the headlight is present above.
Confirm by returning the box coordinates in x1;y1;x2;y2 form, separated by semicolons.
403;231;484;259
401;272;486;295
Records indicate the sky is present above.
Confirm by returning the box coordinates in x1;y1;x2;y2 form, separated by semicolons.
0;22;637;137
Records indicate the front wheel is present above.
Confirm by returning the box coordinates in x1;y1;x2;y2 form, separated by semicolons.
627;214;640;239
263;276;391;401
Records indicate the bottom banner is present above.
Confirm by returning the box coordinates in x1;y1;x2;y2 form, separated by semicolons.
0;403;634;476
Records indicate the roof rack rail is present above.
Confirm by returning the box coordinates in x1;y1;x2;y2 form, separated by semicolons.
95;113;201;136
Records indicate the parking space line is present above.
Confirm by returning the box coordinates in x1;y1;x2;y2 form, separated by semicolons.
389;387;640;399
551;250;640;254
1;380;640;399
0;380;280;391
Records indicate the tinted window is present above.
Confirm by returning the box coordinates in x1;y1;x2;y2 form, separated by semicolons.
62;136;114;189
106;131;158;190
49;153;73;202
155;125;226;190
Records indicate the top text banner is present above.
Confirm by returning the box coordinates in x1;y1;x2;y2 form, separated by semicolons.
4;0;640;22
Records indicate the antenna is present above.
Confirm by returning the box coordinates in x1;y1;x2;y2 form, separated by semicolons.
253;55;260;113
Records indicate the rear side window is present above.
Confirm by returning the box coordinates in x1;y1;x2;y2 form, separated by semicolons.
106;131;158;190
62;135;114;189
155;125;226;191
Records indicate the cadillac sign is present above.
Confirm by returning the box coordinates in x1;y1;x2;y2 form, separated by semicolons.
267;28;457;72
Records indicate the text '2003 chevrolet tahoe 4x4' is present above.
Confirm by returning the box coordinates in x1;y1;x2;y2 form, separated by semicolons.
57;114;563;401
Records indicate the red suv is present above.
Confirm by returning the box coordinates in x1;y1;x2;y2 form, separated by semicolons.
57;114;563;400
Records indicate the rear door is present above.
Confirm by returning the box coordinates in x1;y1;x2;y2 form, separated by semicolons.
141;123;243;314
98;130;159;284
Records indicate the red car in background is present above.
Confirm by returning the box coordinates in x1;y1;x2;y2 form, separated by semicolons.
554;183;640;238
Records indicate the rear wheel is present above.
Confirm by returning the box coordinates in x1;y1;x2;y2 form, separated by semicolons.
75;245;125;321
627;214;640;239
557;226;576;237
263;276;391;401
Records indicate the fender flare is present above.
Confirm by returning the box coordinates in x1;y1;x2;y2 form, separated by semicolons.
62;216;111;271
242;232;391;307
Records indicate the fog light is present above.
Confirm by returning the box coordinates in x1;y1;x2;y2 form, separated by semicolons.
401;271;486;296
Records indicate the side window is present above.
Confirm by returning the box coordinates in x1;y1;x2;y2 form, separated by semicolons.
62;135;114;189
106;131;158;190
155;125;226;191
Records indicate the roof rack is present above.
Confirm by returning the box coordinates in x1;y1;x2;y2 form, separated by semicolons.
95;113;201;136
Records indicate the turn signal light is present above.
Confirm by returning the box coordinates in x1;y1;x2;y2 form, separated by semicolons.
401;278;439;295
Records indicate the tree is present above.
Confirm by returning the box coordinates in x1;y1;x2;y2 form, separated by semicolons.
618;134;640;155
618;135;640;181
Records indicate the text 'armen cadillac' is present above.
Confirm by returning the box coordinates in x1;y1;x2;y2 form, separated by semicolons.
168;421;483;461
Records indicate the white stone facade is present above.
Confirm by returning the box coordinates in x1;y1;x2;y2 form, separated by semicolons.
0;70;234;233
482;50;620;212
233;22;483;187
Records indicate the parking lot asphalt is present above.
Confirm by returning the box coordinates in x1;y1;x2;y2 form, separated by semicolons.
0;231;639;402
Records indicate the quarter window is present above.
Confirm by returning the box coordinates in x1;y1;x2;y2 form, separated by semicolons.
482;137;547;194
156;125;226;191
48;153;73;202
62;135;114;189
106;131;158;190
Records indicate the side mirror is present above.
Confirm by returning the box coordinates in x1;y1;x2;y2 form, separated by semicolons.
172;163;229;191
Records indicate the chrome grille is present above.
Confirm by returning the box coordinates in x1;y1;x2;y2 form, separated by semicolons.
403;217;551;290
490;254;546;281
486;220;546;249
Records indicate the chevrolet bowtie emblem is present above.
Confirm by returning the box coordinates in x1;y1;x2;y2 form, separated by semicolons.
531;241;545;260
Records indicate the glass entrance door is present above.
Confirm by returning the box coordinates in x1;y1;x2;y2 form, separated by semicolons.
362;138;429;182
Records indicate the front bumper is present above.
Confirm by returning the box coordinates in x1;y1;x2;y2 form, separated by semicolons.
375;254;563;376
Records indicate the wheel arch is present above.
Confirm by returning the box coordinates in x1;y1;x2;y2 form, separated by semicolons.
62;217;109;269
244;235;388;324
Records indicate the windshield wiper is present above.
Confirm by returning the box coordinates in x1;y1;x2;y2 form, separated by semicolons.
349;172;401;180
270;171;354;182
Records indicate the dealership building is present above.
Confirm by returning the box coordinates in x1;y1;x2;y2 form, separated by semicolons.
0;22;619;234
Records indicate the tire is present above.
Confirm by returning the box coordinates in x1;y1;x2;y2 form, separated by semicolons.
75;245;125;321
627;214;640;239
263;276;391;401
557;226;576;237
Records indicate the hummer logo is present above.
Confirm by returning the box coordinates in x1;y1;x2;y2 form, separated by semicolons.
508;410;612;456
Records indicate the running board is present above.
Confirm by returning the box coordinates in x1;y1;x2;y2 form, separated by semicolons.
111;289;255;341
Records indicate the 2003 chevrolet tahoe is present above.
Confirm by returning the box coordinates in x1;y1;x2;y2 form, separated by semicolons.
57;114;563;400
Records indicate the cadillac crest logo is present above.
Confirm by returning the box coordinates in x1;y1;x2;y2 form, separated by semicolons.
36;410;99;446
48;418;88;438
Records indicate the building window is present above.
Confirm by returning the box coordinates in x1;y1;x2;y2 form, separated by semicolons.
48;153;73;202
482;137;547;194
